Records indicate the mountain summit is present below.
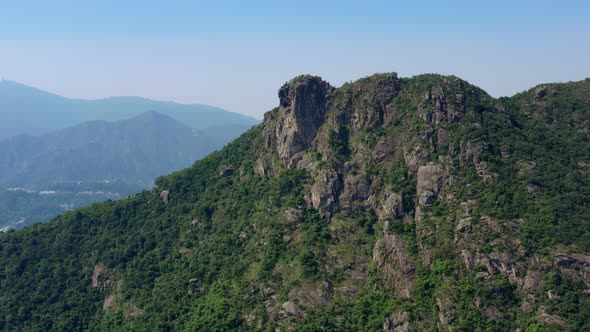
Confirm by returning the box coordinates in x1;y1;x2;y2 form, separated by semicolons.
1;73;589;331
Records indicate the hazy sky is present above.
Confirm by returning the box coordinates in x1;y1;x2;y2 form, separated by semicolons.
1;0;589;119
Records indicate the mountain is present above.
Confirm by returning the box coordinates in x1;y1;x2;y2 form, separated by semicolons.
1;74;590;331
0;80;259;141
0;111;234;230
0;111;223;188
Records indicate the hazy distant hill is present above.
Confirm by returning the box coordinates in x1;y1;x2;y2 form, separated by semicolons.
0;81;257;230
0;80;259;141
0;111;239;230
0;111;223;188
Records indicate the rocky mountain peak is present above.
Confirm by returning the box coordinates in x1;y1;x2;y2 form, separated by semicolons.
264;75;333;165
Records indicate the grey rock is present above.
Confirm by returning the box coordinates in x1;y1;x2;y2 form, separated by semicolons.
279;301;300;319
264;75;333;165
536;313;566;328
160;190;170;206
383;311;409;332
455;217;472;233
373;233;415;298
378;192;403;220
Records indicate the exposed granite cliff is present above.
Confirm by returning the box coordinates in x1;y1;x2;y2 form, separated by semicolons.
263;75;333;166
254;73;590;330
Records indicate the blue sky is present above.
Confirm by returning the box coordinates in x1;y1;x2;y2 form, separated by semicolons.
1;0;589;118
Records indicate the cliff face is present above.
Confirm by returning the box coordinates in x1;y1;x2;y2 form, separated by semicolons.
267;75;332;164
1;74;590;331
258;73;590;330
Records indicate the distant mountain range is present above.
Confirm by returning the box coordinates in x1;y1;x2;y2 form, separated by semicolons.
0;81;259;229
0;80;258;141
0;111;225;188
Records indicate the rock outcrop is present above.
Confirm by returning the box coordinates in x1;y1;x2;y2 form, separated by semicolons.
415;163;445;222
92;264;117;291
263;75;333;166
160;190;170;206
383;311;410;332
373;221;415;298
251;73;590;330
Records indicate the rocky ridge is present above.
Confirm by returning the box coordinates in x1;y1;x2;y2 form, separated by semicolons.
254;73;590;330
1;73;589;331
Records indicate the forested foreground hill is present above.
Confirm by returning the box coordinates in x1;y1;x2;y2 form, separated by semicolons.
1;74;590;331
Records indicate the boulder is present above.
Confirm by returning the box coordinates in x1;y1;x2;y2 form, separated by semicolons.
536;313;566;328
378;192;403;220
383;311;410;332
279;301;300;319
160;190;170;206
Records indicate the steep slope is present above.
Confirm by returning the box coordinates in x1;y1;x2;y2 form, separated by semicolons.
0;80;258;141
0;74;589;331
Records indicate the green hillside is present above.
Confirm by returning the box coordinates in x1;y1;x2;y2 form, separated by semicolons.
0;74;589;331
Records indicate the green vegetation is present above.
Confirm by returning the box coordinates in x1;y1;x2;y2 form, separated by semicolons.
1;74;590;331
0;187;139;231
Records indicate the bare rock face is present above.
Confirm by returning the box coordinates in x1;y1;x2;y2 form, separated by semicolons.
417;164;444;193
264;75;333;166
103;294;115;311
339;173;372;211
284;208;303;225
459;141;481;167
383;311;410;332
287;284;330;310
436;297;456;330
373;134;401;164
373;222;415;298
378;191;403;220
160;190;170;206
536;312;567;328
92;264;116;291
419;81;466;125
279;301;300;319
522;269;543;291
415;164;444;221
455;217;472;233
348;74;401;131
554;253;590;289
309;170;342;216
